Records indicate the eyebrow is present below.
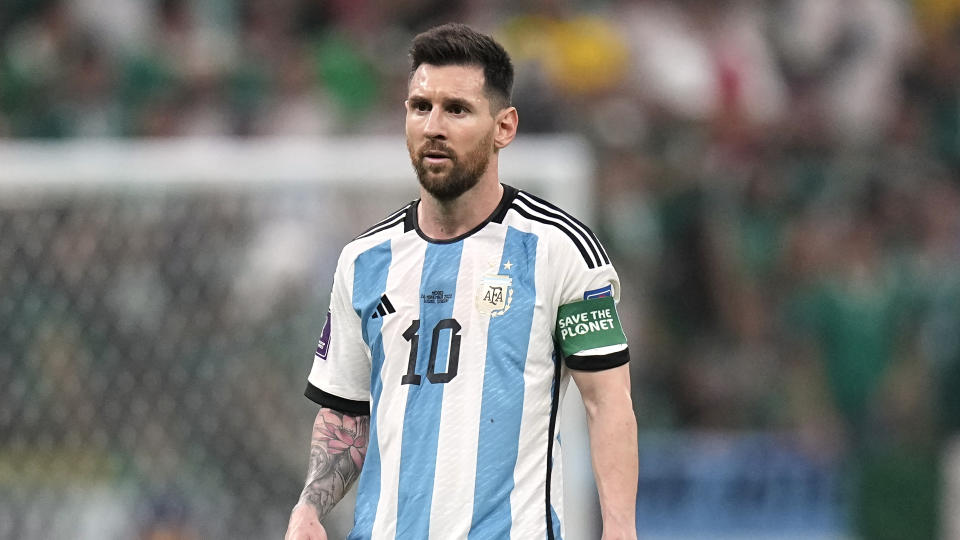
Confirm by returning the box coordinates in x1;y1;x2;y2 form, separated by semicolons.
442;97;472;110
408;95;475;110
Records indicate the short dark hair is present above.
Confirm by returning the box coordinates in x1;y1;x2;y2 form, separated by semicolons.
409;23;514;111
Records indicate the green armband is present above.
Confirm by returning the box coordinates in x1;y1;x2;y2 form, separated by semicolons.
555;296;627;357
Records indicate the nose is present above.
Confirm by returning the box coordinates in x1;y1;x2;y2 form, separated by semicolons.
423;108;446;140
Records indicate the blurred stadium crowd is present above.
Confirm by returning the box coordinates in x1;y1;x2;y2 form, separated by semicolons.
2;0;960;538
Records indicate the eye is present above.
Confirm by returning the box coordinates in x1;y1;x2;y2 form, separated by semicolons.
411;100;431;112
448;104;467;115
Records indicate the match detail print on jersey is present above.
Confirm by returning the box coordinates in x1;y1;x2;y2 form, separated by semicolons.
556;296;627;357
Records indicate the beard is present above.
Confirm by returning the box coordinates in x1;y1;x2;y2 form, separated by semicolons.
409;131;494;202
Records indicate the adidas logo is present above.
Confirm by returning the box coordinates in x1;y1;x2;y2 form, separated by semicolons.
371;294;396;319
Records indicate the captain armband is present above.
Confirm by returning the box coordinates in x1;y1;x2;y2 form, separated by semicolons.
555;296;627;359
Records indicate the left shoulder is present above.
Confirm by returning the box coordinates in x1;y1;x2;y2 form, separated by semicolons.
503;187;611;270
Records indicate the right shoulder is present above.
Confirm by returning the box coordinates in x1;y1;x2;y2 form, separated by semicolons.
337;201;415;266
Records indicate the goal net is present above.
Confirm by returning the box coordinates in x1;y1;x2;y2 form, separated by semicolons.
0;136;597;539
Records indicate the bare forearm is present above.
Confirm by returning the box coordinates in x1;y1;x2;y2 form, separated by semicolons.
573;364;638;539
298;408;370;519
585;393;639;536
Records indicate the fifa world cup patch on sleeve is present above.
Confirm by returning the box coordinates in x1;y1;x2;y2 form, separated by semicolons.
315;311;331;360
556;296;627;357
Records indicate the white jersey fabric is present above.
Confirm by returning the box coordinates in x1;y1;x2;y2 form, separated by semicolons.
305;184;629;540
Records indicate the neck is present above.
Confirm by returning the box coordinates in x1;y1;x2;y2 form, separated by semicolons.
418;175;503;240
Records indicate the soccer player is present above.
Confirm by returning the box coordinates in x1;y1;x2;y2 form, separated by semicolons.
285;23;638;540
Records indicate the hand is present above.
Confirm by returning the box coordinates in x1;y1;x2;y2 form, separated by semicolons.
284;503;328;540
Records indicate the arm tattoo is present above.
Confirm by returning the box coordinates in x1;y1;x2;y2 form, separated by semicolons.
298;408;370;519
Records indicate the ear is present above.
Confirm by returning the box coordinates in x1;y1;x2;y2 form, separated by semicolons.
493;107;518;150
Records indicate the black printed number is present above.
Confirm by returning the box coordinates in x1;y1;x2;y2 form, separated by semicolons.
401;318;461;385
400;320;422;385
427;319;461;383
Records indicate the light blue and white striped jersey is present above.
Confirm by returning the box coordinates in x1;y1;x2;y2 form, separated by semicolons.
306;184;629;540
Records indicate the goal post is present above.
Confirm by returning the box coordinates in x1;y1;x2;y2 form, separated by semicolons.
0;136;592;210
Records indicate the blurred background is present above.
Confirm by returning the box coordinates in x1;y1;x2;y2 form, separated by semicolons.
2;0;960;538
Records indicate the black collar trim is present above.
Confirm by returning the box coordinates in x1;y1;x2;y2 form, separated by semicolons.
404;184;518;244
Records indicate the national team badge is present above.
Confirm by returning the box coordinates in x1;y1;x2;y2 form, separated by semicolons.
584;283;613;300
476;271;513;317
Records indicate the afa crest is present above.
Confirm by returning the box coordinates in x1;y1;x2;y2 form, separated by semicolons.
476;272;513;317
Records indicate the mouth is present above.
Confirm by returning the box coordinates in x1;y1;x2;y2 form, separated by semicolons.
421;150;452;166
421;144;452;157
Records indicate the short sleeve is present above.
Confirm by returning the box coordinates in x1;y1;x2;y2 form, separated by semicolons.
553;240;629;371
304;251;372;415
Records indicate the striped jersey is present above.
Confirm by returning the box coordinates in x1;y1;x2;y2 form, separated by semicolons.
305;184;629;539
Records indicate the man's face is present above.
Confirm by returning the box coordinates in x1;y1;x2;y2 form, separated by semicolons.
405;64;497;202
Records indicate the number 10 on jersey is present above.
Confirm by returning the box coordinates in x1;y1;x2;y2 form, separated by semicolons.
401;318;461;385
